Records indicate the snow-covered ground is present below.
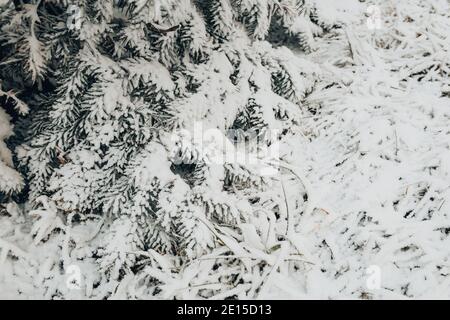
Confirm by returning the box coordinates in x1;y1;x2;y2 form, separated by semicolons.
279;0;450;299
0;0;449;299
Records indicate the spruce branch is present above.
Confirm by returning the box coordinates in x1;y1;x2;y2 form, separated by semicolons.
149;22;179;34
0;84;28;114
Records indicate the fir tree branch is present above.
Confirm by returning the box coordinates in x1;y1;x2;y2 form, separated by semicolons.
149;22;179;34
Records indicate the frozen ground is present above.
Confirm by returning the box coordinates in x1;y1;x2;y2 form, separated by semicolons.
280;0;450;299
0;0;449;299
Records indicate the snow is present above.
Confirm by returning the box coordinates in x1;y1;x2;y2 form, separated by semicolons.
280;0;450;298
0;105;24;194
1;0;450;300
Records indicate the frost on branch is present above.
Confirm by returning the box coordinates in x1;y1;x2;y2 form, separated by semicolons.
2;0;448;301
5;0;343;298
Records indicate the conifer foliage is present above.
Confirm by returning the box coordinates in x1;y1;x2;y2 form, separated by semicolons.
0;0;342;298
0;91;25;197
0;83;27;197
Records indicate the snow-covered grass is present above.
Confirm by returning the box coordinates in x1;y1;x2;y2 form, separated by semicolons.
1;0;449;299
281;0;450;299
